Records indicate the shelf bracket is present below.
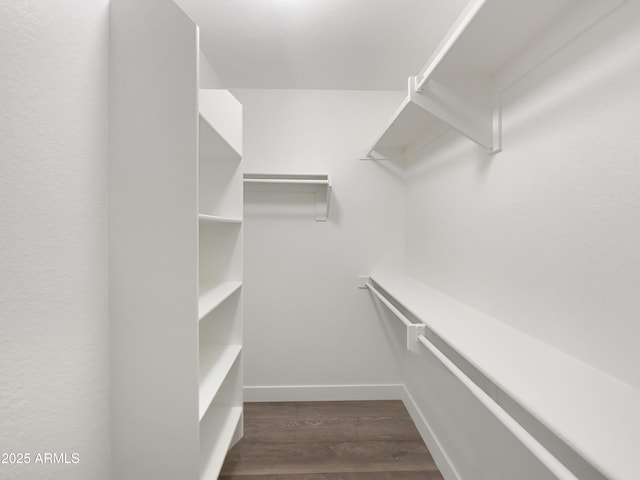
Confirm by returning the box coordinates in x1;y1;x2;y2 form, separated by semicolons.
489;90;503;155
357;275;371;289
315;184;331;222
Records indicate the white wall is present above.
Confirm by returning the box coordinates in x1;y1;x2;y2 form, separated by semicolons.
233;89;407;398
199;50;225;88
401;1;640;479
0;1;110;479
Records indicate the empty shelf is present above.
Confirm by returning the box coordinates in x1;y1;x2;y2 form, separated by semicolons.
368;95;450;161
200;406;242;480
199;345;241;421
198;282;242;321
370;272;640;480
366;0;624;160
198;214;242;225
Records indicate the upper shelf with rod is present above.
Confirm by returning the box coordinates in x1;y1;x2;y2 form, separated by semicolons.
243;173;331;222
364;0;623;162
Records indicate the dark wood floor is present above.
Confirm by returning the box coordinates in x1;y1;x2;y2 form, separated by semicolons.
219;400;444;479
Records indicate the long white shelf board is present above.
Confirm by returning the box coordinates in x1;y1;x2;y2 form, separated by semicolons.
199;90;242;161
198;345;242;421
198;214;242;225
198;281;242;321
200;406;242;480
370;272;640;480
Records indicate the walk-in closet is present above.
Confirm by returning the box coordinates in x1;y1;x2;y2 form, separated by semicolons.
2;0;639;479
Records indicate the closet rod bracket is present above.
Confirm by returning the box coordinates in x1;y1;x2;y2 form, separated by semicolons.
407;323;426;354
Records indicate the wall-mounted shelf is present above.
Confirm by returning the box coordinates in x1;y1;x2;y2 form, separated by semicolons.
243;173;331;222
198;214;242;225
365;80;457;162
365;0;621;161
366;272;640;480
198;345;242;421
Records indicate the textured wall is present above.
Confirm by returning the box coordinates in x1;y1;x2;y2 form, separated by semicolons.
0;1;110;479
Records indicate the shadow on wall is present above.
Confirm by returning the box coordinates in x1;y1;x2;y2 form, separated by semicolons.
403;129;494;185
502;0;639;139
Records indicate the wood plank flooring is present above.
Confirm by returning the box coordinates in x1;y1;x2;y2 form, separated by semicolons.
219;400;444;479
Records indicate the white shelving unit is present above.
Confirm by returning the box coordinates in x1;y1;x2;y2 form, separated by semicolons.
198;89;243;479
110;4;245;470
365;0;625;161
243;173;331;221
368;272;640;480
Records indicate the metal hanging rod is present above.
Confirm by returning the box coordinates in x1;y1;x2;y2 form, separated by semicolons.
243;178;329;185
366;278;580;480
417;334;579;480
365;282;414;327
243;173;329;185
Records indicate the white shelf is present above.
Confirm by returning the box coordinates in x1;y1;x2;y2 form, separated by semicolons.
198;345;242;421
367;91;451;162
200;406;242;480
198;281;242;321
198;214;242;225
370;272;640;480
243;173;331;222
199;90;242;161
366;0;623;160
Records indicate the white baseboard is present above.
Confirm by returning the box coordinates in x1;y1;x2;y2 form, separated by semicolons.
243;384;405;402
400;385;461;480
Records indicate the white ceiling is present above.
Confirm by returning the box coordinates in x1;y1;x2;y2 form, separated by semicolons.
173;0;469;90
